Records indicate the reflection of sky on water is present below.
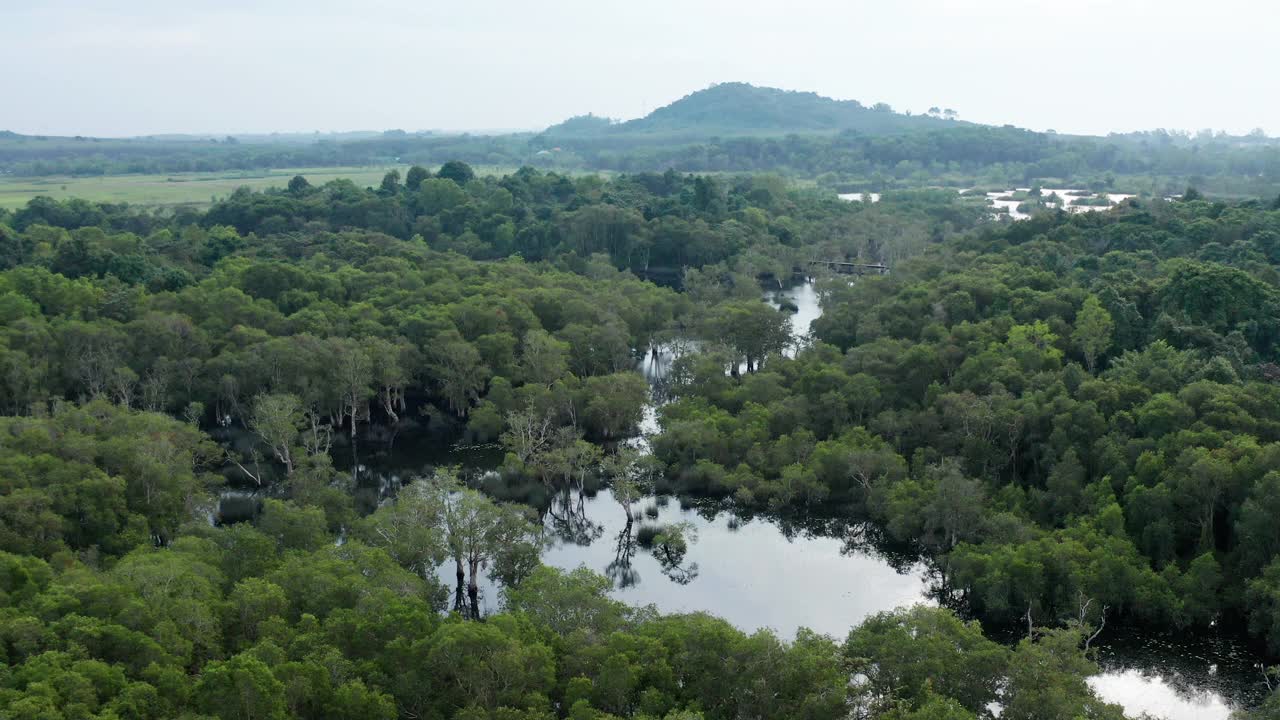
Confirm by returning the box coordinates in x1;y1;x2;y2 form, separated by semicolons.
448;487;931;638
1089;671;1236;720
443;483;1259;718
979;187;1138;220
767;281;822;356
837;192;882;203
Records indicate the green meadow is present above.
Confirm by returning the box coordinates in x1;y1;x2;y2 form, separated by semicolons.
0;165;518;210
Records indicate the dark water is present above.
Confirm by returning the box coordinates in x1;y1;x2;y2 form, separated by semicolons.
1090;628;1266;719
218;279;1269;719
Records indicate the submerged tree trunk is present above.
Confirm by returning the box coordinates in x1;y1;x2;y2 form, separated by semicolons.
1200;507;1216;553
453;557;467;615
347;406;360;484
381;386;400;425
467;559;480;620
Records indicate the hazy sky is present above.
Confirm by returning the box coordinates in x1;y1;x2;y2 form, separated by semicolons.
4;0;1276;137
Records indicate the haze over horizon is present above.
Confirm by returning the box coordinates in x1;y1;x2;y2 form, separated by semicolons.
4;0;1277;138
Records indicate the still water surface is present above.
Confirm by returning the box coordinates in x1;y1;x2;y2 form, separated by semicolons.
981;188;1137;220
460;486;931;636
836;188;1136;220
452;483;1263;720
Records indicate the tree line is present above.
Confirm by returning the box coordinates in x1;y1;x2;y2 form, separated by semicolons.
7;121;1280;200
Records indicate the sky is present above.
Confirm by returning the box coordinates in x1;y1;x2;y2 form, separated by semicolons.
3;0;1277;138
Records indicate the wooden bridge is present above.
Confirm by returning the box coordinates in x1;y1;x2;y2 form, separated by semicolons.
807;260;890;275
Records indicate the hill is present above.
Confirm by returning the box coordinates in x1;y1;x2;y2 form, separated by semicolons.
543;82;961;139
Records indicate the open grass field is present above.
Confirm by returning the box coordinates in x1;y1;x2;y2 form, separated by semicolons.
0;164;524;210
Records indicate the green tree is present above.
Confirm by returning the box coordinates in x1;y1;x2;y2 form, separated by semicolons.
422;472;543;617
378;169;401;195
583;372;648;439
355;479;448;581
194;653;287;720
431;336;489;417
1002;629;1125;720
707;300;790;373
257;499;328;551
405;165;431;191
520;329;570;386
328;338;373;443
1074;295;1114;373
226;577;288;648
845;606;1007;715
438;160;476;186
504;565;627;637
249;393;304;475
602;447;652;524
879;694;978;720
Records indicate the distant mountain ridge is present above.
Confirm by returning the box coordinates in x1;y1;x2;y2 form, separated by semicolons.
542;82;964;138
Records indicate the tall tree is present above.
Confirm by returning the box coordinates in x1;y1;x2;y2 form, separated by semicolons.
249;393;304;475
430;337;488;417
357;480;448;582
437;160;475;186
405;165;431;191
328;338;373;442
602;446;652;525
425;471;542;617
707;300;790;373
1073;295;1114;373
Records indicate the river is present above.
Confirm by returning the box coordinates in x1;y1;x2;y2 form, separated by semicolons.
220;279;1268;718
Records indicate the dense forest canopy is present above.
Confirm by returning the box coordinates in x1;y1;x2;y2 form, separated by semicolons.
1;166;982;275
653;197;1280;646
7;160;1280;718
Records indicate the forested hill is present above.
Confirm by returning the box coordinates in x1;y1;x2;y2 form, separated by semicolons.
5;84;1280;198
541;82;961;139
